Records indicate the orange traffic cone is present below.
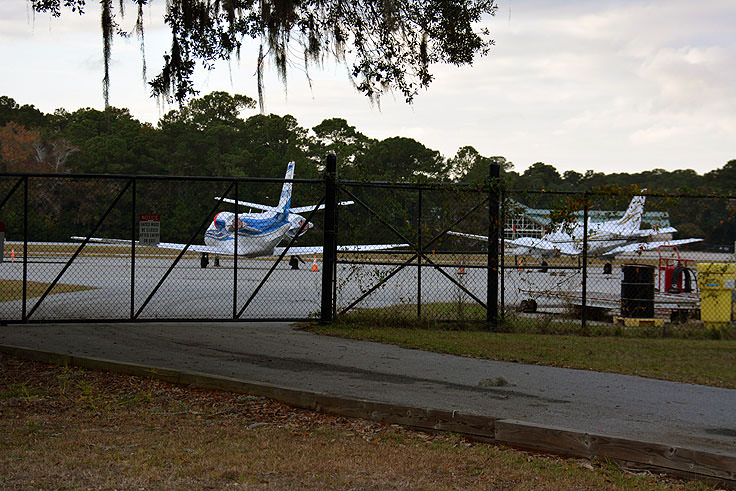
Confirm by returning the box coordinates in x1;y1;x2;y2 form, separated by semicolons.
458;260;466;275
311;256;319;272
11;249;15;262
517;257;524;271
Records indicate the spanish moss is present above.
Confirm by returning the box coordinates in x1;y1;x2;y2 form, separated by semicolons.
29;0;498;109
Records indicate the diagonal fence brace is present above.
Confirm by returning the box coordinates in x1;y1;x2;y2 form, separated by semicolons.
134;181;235;319
237;197;325;319
27;179;132;320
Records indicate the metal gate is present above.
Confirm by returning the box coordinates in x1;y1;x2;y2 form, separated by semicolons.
0;172;326;323
327;157;501;328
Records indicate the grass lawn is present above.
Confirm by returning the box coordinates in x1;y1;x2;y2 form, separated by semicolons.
0;279;95;301
309;324;736;389
0;355;704;489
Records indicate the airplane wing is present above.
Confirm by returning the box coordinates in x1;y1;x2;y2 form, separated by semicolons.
449;231;581;256
72;236;131;245
606;238;703;256
155;242;224;253
74;236;406;257
447;231;489;242
215;197;354;213
71;236;227;255
507;236;580;256
290;201;354;213
274;244;408;256
633;227;678;237
216;198;278;212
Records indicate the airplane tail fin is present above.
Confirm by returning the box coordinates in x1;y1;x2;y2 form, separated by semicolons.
276;161;295;214
617;191;646;232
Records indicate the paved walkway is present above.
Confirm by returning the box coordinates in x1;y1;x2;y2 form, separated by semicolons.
1;322;734;460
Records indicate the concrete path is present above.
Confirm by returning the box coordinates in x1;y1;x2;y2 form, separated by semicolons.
1;322;734;450
1;322;734;480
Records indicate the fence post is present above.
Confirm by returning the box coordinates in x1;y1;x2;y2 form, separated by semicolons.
320;154;338;323
233;180;239;319
417;187;422;319
500;187;505;318
130;178;136;320
22;176;28;323
581;197;589;331
487;160;501;330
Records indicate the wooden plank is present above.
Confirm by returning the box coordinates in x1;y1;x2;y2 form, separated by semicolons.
495;419;736;484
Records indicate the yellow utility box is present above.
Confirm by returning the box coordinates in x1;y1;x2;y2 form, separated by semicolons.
696;262;736;324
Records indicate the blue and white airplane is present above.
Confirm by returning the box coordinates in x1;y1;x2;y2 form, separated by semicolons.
208;160;357;256
76;161;405;259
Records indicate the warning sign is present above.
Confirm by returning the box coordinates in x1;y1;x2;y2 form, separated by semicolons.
139;214;160;246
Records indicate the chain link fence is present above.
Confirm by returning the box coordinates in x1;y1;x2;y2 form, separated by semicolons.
334;182;736;335
0;173;326;322
334;180;493;326
2;170;735;333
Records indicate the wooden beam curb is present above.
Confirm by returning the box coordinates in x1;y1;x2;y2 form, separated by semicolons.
494;419;736;485
1;344;734;486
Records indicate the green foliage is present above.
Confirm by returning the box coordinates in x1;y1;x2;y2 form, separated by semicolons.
448;147;511;183
351;136;448;182
0;96;46;128
159;91;256;130
310;118;374;170
29;0;498;107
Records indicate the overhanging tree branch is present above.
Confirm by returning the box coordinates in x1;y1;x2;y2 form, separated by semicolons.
28;0;497;108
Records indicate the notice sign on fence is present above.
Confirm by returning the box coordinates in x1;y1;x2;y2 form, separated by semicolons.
139;214;160;246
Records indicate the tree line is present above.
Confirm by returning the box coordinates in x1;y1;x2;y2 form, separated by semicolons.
1;92;735;247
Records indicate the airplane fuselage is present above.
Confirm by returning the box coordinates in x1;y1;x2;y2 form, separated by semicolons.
550;222;630;254
204;211;293;257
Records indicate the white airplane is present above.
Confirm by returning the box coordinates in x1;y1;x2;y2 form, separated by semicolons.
75;161;406;259
448;192;702;258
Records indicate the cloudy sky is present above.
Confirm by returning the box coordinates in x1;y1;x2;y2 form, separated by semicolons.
1;0;734;175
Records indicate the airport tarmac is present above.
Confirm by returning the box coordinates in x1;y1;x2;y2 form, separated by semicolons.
1;253;634;322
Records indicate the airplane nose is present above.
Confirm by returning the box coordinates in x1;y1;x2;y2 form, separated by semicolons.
295;218;312;237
